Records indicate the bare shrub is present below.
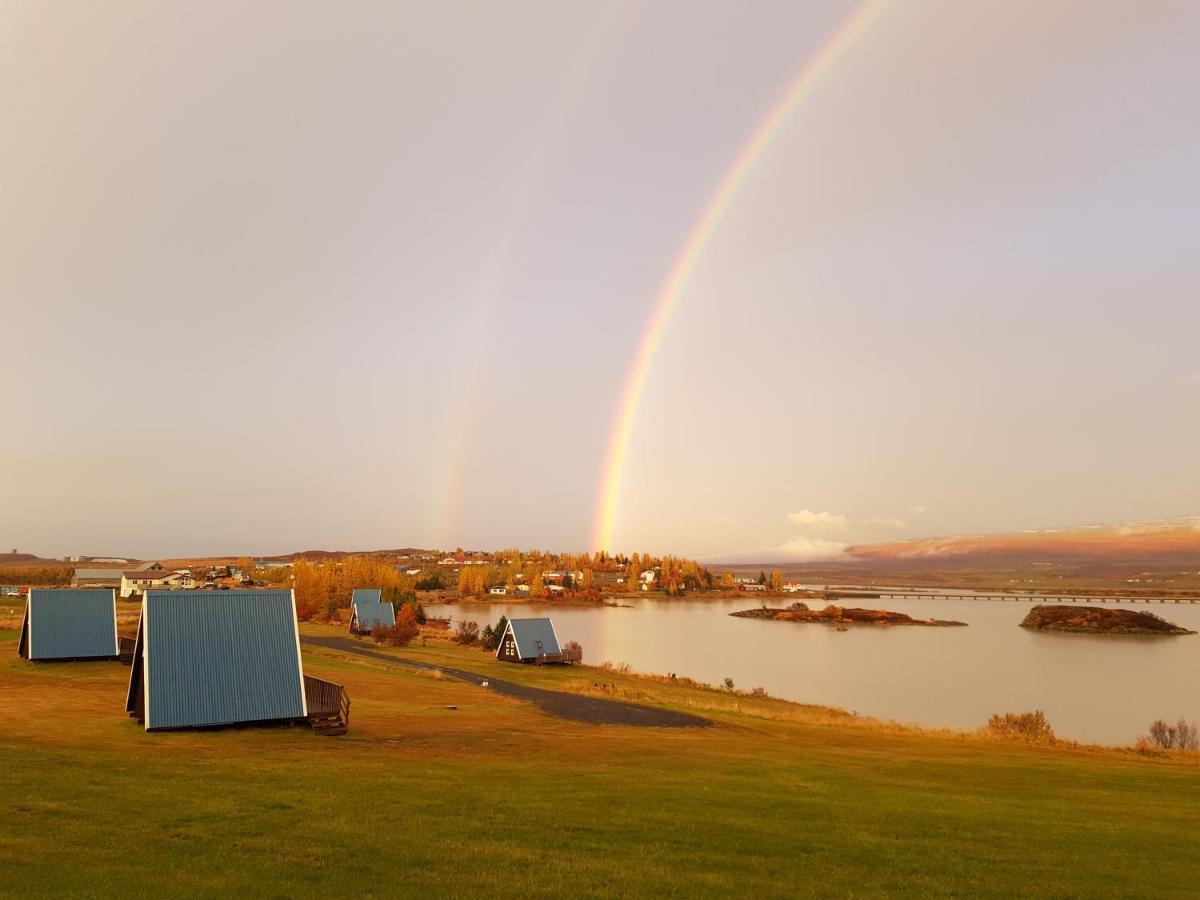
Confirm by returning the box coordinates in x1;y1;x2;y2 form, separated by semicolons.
454;619;479;645
1146;718;1200;750
985;710;1055;742
599;660;614;670
1134;736;1165;757
723;677;735;692
615;662;631;674
564;640;582;654
751;686;768;698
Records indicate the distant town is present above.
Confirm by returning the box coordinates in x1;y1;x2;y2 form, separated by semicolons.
0;548;802;613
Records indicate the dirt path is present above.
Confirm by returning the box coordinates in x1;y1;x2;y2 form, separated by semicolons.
301;636;710;728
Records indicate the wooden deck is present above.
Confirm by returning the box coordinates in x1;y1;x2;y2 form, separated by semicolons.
118;635;136;666
304;674;350;736
534;647;583;665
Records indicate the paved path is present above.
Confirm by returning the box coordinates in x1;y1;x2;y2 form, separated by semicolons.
302;636;710;728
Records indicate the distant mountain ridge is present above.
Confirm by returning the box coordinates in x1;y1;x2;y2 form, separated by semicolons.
847;519;1200;564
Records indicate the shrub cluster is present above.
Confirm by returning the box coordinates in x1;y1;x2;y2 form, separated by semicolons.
371;605;419;647
985;710;1056;742
454;619;479;645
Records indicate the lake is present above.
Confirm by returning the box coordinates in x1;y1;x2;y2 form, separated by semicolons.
426;594;1200;746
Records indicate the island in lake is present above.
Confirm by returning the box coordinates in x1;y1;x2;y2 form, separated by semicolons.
1020;605;1196;635
732;602;966;627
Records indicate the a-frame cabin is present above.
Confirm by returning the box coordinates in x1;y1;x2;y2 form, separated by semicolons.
496;617;578;664
18;588;119;662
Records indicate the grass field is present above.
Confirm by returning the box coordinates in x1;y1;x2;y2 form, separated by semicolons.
1;623;1197;898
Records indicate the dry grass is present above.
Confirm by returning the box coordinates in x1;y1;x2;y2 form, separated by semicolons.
2;626;1199;897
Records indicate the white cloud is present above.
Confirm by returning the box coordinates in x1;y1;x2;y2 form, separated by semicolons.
864;516;906;529
787;509;848;531
908;505;928;516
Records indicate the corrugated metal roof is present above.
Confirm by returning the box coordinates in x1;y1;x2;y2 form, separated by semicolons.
72;568;124;583
27;589;118;660
142;590;306;730
351;588;395;629
507;618;561;658
352;588;381;605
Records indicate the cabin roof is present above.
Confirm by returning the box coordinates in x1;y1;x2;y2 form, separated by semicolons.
351;588;396;629
505;617;561;658
25;589;118;660
138;590;306;730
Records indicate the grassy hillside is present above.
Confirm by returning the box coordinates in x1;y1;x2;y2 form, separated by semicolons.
1;624;1196;898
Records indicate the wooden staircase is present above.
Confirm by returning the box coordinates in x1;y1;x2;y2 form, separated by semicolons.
304;675;350;736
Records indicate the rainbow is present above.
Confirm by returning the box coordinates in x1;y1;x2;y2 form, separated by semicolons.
591;0;887;552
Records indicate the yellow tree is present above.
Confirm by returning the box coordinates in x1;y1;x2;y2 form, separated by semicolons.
770;569;783;591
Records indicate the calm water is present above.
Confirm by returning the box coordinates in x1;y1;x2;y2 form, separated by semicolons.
427;595;1200;745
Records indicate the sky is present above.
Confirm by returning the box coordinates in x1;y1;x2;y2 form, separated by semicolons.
2;0;1198;561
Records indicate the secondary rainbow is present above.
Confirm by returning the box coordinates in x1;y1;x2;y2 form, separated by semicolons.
592;0;887;552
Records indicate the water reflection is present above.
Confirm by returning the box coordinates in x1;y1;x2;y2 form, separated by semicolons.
426;594;1200;745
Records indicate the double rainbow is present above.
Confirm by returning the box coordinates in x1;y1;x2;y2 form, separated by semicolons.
591;0;887;552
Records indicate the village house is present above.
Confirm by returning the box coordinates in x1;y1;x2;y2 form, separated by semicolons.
739;583;767;592
488;585;507;595
542;570;584;584
120;569;188;598
782;582;806;593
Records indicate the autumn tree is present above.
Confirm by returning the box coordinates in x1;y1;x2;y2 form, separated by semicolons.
770;569;783;591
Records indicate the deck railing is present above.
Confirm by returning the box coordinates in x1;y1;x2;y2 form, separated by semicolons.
535;647;583;665
304;674;350;735
304;674;347;715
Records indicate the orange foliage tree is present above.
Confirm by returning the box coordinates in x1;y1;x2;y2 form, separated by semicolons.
292;556;414;622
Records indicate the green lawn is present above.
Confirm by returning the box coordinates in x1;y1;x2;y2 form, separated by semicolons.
0;624;1196;898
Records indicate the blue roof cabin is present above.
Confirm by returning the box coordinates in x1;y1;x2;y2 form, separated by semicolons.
18;588;119;661
495;617;578;664
349;588;396;634
125;590;310;731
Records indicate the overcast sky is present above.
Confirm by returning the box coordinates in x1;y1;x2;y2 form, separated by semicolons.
2;0;1198;560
